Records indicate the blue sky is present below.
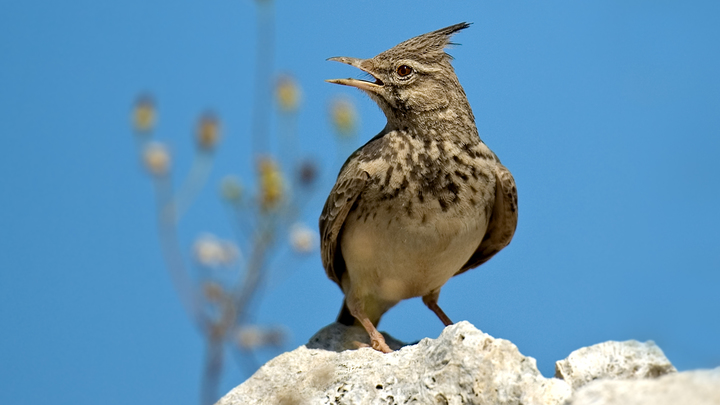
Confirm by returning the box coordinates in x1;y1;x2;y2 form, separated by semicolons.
1;1;719;404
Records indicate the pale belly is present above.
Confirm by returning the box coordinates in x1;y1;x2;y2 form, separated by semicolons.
340;200;489;303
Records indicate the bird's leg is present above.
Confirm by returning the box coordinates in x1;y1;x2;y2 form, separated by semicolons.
422;290;454;326
357;317;392;353
346;293;392;353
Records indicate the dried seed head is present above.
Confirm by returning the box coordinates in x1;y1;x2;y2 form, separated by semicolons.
258;157;284;210
202;282;225;302
290;223;317;253
236;325;286;349
276;74;301;112
193;233;239;267
330;97;357;137
220;175;243;203
142;142;170;176
196;113;220;151
298;159;318;187
133;95;156;134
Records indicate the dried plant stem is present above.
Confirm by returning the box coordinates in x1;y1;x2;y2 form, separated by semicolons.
154;177;208;331
200;338;224;405
233;221;273;326
173;151;214;219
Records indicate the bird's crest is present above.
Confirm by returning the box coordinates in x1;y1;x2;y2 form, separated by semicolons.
379;22;471;63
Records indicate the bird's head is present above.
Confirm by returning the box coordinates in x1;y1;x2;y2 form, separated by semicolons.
327;22;472;127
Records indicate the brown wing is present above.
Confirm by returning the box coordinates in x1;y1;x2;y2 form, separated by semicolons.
456;163;518;276
319;168;369;287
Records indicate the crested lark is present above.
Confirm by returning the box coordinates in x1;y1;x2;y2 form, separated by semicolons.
320;23;518;353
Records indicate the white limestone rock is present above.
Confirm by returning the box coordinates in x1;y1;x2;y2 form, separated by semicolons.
568;367;720;405
218;322;715;405
216;321;571;405
555;340;677;390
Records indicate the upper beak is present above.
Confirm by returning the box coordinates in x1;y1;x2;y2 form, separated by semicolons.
326;56;384;92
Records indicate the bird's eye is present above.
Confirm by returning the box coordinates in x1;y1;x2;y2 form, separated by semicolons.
396;65;413;77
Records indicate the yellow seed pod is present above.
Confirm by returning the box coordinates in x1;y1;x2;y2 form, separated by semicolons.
196;113;220;151
133;96;156;134
258;157;284;210
276;74;301;113
330;97;357;137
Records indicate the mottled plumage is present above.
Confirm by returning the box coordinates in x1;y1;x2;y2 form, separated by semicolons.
320;23;518;352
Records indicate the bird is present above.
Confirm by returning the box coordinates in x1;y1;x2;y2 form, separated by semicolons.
320;22;518;353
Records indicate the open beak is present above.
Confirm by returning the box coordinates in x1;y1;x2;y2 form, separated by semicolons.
326;56;384;92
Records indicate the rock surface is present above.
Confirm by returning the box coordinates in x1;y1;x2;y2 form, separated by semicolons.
218;322;570;405
555;339;677;390
568;368;720;405
216;322;717;405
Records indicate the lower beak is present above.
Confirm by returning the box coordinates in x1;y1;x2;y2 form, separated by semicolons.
326;56;383;92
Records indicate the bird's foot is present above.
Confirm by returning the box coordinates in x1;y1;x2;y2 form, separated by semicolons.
350;340;370;350
371;338;393;353
349;338;392;353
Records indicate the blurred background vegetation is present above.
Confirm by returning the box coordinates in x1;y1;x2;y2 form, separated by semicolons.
131;1;359;403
